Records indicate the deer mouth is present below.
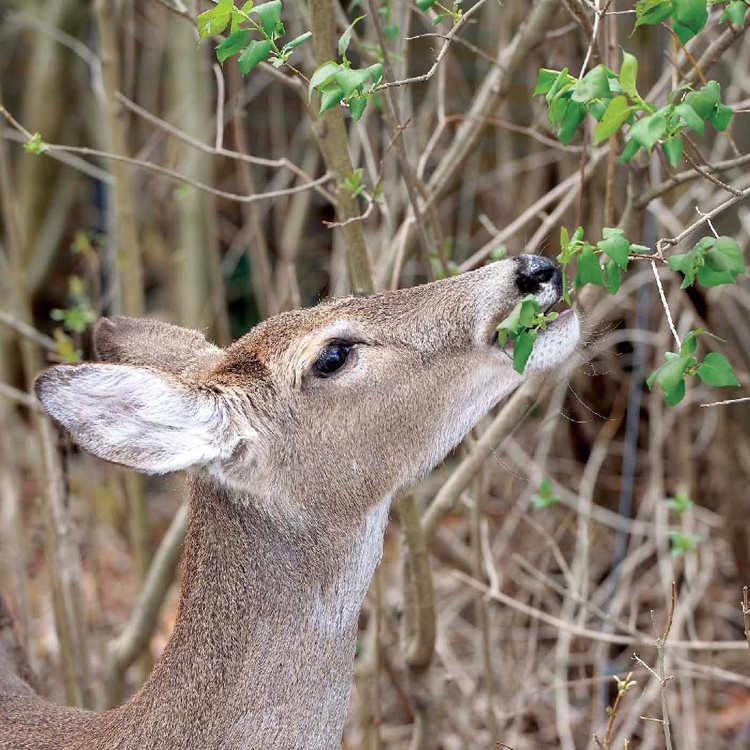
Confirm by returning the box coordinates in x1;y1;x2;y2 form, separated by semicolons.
489;306;580;372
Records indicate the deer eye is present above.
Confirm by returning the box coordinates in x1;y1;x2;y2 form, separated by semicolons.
313;342;353;377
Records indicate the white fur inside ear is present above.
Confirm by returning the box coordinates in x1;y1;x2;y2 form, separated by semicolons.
36;364;231;474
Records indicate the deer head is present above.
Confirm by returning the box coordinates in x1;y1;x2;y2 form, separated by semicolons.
9;256;581;750
35;257;578;528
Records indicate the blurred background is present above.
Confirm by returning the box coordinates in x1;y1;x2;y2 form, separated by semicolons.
1;0;750;747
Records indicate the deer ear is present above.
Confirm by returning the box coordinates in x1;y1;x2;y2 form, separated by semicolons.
94;317;223;375
34;364;235;474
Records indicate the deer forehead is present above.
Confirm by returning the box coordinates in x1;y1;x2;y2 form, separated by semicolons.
210;263;520;384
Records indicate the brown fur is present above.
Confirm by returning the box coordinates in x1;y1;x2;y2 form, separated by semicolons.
0;259;578;750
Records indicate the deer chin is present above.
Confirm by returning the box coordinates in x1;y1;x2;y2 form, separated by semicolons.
524;308;580;373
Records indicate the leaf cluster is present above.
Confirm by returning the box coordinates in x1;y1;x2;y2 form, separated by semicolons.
50;276;97;335
416;0;464;26
668;530;700;557
531;477;561;509
197;0;311;75
308;17;384;122
496;295;559;373
646;328;739;405
667;235;746;288
535;49;732;167
557;226;647;302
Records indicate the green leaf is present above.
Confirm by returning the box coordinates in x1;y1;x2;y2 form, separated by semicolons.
635;0;673;28
672;0;708;42
197;0;234;38
216;30;251;64
53;329;81;364
338;15;365;58
665;491;693;514
253;0;283;37
534;68;562;96
620;138;641;164
694;236;746;286
573;244;605;289
545;67;574;108
571;64;611;103
309;61;340;100
674;102;704;134
23;132;45;155
238;38;271;74
647;351;692;394
668;248;702;287
619;51;639;98
703;236;744;273
348;95;367;121
684;81;721;119
282;31;312;53
710;103;733;132
722;1;749;26
334;67;371;97
416;0;435;10
532;478;561;509
603;259;624;294
629;111;667;151
594;96;634;143
384;23;399;39
366;62;384;87
513;330;537;373
558;100;586;145
697;352;740;387
668;531;699;557
320;84;345;113
664;379;687;406
662;136;683;167
597;227;630;269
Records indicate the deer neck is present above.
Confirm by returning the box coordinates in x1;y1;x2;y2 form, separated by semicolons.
122;474;389;750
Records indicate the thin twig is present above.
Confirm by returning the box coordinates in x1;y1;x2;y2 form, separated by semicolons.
699;396;750;407
0;310;56;350
374;0;489;91
651;262;681;348
0;103;332;205
658;183;750;250
0;383;41;412
636;153;750;207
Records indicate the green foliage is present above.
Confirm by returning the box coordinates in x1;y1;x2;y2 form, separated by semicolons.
665;491;693;514
50;276;97;334
668;530;700;557
532;478;561;509
416;0;463;24
342;168;367;199
496;295;559;373
196;0;310;75
556;226;647;302
635;0;709;42
23;132;46;155
310;59;383;121
535;49;732;165
532;5;747;410
667;236;746;288
53;329;81;364
647;329;740;405
719;0;750;26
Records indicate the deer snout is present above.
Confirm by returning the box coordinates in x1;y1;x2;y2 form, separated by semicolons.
514;255;562;299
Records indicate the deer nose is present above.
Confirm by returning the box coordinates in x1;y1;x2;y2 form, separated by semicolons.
515;255;562;296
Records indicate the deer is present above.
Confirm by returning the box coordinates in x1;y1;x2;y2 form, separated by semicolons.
0;255;578;750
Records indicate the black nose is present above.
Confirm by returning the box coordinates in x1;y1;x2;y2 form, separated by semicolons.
515;255;562;295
